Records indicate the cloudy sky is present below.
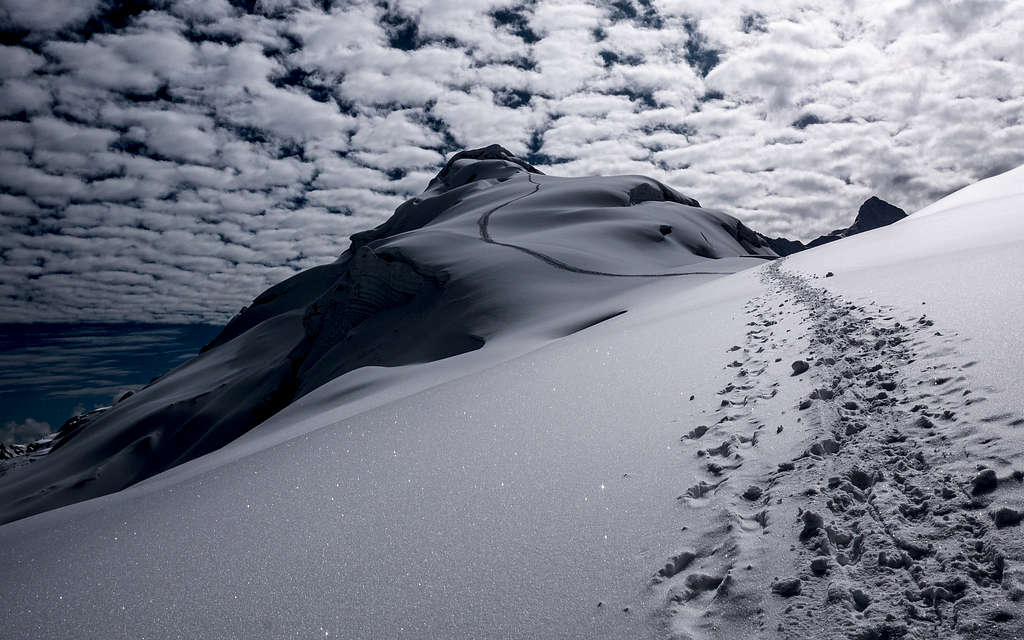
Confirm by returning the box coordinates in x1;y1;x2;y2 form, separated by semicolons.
1;0;1023;325
0;323;218;442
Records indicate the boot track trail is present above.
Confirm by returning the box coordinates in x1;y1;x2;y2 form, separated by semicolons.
654;260;1024;640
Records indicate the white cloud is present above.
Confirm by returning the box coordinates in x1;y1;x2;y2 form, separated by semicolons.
45;40;164;94
0;418;51;445
0;46;46;79
0;79;51;115
0;0;1022;324
31;116;119;153
0;0;100;32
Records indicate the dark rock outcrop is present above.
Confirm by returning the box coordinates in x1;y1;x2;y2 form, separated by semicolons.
845;196;908;234
762;236;807;257
760;196;907;256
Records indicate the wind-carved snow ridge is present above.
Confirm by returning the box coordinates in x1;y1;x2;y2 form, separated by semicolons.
658;260;1024;640
0;144;774;525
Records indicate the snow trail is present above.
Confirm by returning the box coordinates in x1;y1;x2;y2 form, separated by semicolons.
658;260;1024;639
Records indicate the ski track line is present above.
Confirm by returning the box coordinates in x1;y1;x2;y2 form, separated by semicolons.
654;259;1024;640
477;173;771;278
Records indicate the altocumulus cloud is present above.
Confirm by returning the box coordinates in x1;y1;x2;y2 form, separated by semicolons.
0;0;1022;323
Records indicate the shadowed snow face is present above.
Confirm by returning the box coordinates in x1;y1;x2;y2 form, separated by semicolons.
1;1;1023;323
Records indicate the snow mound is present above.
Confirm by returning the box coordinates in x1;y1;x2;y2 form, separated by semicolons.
0;144;773;525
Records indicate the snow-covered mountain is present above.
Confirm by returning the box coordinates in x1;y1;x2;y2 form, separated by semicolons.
0;144;774;525
0;153;1022;640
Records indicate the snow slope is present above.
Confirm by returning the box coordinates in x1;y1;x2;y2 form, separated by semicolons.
0;162;1022;640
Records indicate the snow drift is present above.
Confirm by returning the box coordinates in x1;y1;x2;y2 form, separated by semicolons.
0;144;774;525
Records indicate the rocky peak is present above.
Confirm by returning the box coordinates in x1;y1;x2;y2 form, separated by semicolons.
761;195;908;255
848;196;907;235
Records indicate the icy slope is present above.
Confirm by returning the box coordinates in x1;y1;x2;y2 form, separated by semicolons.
0;144;773;525
1;164;1021;640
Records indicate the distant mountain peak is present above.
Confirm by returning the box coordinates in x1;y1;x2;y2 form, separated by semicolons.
848;196;907;235
761;195;908;256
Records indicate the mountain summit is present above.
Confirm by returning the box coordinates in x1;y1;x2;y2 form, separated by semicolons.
807;195;908;248
846;195;909;234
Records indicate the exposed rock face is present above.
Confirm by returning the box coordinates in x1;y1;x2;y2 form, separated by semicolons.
806;196;908;249
845;196;908;235
762;236;807;257
762;196;907;256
